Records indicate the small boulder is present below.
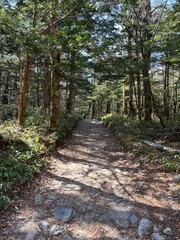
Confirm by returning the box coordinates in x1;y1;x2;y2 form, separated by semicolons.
62;235;74;240
39;221;50;231
153;225;159;233
138;218;153;238
159;215;164;222
163;227;172;236
24;230;37;240
50;225;64;236
129;214;138;225
151;232;165;240
173;174;180;183
54;206;75;222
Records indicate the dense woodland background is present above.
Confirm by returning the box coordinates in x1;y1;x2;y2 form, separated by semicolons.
0;0;179;126
0;0;180;208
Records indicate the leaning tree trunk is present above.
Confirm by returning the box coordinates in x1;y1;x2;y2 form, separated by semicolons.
18;55;32;126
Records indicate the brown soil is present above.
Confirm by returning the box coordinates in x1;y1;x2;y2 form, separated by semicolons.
0;120;179;240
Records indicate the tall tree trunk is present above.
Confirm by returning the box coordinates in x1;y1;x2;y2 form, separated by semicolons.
66;84;76;113
18;55;32;126
127;33;136;117
136;70;142;120
163;64;170;120
129;72;136;116
50;52;60;128
66;50;76;113
106;100;111;114
17;2;36;126
142;62;152;121
50;0;60;128
2;72;9;105
140;0;153;121
41;58;51;120
91;100;96;119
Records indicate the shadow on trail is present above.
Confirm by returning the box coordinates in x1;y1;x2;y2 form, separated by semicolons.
46;171;177;215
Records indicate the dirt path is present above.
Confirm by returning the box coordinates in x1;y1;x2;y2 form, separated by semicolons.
0;120;179;240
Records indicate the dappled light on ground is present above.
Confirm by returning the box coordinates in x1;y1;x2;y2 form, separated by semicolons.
0;120;179;240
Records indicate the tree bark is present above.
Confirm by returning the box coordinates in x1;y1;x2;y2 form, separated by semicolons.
142;62;152;121
163;64;170;120
49;0;60;128
106;100;111;114
18;55;32;126
2;72;9;105
50;52;60;128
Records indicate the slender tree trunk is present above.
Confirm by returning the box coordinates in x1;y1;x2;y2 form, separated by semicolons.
139;0;153;121
83;102;92;119
136;70;142;120
127;32;136;117
2;72;9;105
142;62;152;121
41;58;51;120
122;83;125;114
129;72;136;116
163;64;170;120
116;101;120;113
106;100;111;114
18;55;32;126
50;0;60;128
50;51;60;128
66;84;76;113
66;50;76;113
17;2;36;126
91;100;96;119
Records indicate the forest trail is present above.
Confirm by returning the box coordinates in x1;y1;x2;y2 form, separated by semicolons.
0;120;179;240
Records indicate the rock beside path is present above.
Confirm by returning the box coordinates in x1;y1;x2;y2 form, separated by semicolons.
138;218;153;238
151;232;166;240
54;206;75;222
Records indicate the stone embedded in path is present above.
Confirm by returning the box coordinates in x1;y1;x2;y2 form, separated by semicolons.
163;227;172;236
173;174;180;183
108;204;131;228
62;235;74;240
50;225;65;236
54;206;75;222
159;215;164;221
153;225;159;232
138;218;153;238
24;230;37;240
151;232;166;240
39;220;50;231
129;214;138;225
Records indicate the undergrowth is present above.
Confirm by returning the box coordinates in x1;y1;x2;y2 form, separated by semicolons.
101;114;180;173
0;113;81;209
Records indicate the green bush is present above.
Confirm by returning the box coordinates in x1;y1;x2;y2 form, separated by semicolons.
0;113;81;209
101;114;180;172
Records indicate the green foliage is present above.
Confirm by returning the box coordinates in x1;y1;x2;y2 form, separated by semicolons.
101;114;180;172
0;113;80;209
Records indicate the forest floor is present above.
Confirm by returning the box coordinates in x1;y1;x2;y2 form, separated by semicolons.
0;120;179;240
